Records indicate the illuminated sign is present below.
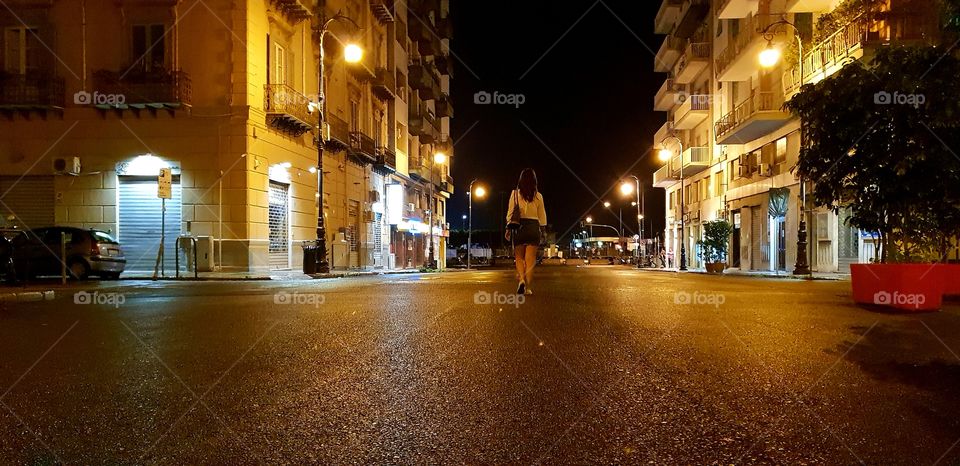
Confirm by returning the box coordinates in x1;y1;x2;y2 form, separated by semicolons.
386;184;403;225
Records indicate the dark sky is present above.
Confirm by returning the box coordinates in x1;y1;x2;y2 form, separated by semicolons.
448;1;666;243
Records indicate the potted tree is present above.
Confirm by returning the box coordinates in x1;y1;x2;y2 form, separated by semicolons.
785;45;960;311
698;219;733;274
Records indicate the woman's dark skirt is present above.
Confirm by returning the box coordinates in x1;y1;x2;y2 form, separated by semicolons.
514;219;541;246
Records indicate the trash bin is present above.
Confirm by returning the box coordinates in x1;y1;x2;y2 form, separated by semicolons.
302;242;319;274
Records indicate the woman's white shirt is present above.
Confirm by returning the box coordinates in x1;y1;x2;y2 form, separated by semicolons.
506;190;547;225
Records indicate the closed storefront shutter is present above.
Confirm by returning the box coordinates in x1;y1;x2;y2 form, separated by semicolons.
751;206;764;271
119;177;182;272
0;176;55;230
268;181;289;269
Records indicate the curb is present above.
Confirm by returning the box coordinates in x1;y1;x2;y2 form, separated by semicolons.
634;267;846;281
0;290;56;302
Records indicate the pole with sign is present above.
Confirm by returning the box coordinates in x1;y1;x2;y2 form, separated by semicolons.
154;168;172;279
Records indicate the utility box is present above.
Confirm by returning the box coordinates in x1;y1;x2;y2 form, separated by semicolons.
195;236;214;272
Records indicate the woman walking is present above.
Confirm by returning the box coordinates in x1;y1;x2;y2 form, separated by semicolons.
505;168;546;295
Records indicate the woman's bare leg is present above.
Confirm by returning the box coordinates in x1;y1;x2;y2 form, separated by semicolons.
514;244;526;284
524;245;538;287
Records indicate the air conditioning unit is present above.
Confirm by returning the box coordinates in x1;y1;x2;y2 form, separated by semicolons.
362;210;375;223
369;190;381;203
53;157;81;175
758;163;772;177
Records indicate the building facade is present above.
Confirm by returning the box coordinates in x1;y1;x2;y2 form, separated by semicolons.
0;0;453;273
652;0;937;273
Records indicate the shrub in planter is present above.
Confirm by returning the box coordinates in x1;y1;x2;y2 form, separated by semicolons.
698;220;733;274
785;46;960;312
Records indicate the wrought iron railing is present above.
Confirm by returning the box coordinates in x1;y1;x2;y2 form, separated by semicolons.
715;91;782;139
93;70;191;105
264;83;315;125
0;73;65;107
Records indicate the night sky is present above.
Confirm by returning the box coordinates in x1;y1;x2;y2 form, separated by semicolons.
448;1;666;243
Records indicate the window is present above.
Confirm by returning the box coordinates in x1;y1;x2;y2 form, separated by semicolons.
4;27;40;74
374;114;383;147
132;24;167;72
349;99;360;132
272;43;286;85
775;137;787;164
713;172;723;197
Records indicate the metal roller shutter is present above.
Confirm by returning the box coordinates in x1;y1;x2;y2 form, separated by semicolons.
268;181;289;269
0;176;55;230
118;177;182;273
751;206;763;271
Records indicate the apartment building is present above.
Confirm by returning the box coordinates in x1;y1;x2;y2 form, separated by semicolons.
652;0;937;273
0;0;453;273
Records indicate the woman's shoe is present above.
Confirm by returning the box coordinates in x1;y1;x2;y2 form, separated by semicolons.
516;281;526;295
524;288;533;296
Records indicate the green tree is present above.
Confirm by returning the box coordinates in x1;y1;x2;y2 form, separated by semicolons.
784;46;960;262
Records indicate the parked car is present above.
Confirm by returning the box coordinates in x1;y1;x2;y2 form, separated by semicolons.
12;227;126;280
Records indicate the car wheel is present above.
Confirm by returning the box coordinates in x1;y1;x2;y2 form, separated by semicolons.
68;260;90;280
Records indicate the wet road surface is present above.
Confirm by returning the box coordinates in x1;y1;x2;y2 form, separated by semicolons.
1;266;959;464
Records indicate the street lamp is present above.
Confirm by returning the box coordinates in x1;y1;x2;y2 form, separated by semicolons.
461;214;467;231
310;11;362;274
467;179;486;270
659;135;687;271
621;175;643;268
427;151;448;270
759;18;811;276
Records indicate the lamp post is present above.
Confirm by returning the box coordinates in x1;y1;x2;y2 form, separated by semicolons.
621;176;643;267
427;151;447;270
467;179;485;269
659;135;687;271
759;18;811;275
311;11;362;274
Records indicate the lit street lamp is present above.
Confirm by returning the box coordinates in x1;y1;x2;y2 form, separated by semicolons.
309;11;362;274
759;18;811;276
467;179;486;270
621;175;644;268
659;135;687;271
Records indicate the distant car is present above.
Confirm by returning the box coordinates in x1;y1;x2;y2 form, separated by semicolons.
12;227;125;280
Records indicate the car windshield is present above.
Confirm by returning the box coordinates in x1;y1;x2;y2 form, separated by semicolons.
91;231;118;243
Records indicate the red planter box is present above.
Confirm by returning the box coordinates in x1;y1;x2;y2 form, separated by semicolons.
850;263;945;312
942;264;960;296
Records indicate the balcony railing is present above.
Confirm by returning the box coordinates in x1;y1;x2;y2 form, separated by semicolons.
655;35;685;72
653;164;679;188
264;83;316;135
674;94;710;129
670;147;711;177
0;73;65;109
654;78;685;111
715;91;788;144
349;131;377;163
375;146;397;172
92;69;191;108
783;11;935;95
370;0;395;24
324;114;350;150
716;14;784;81
675;0;709;39
372;67;396;100
435;95;453;118
674;42;710;83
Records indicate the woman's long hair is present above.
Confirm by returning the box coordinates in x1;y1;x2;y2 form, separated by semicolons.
517;168;538;202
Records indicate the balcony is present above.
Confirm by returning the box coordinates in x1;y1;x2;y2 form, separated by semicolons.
91;69;191;112
785;0;833;12
654;120;675;146
264;83;316;136
715;91;790;145
672;147;712;177
409;61;439;100
716;14;784;82
674;42;709;84
370;0;395;24
408;156;428;181
674;94;710;130
435;95;453;118
783;11;937;96
441;174;454;194
653;164;679;188
438;16;453;40
410;103;440;144
674;0;709;39
323;114;350;151
435;54;454;76
372;67;396;100
347;53;376;81
374;146;397;173
269;0;312;23
409;16;441;56
654;78;685;111
654;36;685;73
0;73;65;114
718;0;759;19
349;131;377;163
655;0;683;34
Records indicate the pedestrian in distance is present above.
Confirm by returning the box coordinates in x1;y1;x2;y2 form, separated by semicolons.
505;168;547;296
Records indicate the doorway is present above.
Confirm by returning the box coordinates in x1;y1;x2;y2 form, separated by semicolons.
268;181;290;270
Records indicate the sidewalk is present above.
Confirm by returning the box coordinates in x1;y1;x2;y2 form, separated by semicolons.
119;268;432;281
636;266;849;281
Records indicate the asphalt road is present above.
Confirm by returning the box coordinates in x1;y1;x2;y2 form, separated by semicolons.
1;266;959;465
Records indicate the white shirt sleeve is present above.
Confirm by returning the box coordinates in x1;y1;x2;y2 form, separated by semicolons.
537;193;547;225
505;190;517;224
